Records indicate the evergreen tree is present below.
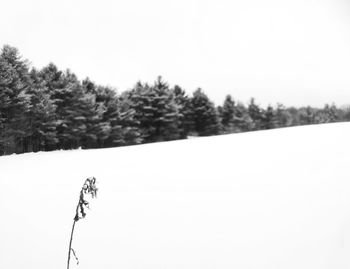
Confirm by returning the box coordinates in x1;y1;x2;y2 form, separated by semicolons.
1;44;348;156
315;104;338;123
191;88;221;136
0;45;31;154
261;105;277;130
286;106;299;126
173;85;195;138
326;104;338;122
25;68;58;152
40;67;99;149
38;63;66;92
124;81;156;142
221;95;237;133
76;91;104;149
151;77;181;141
275;103;293;128
126;77;181;142
231;102;253;132
248;98;263;130
112;96;142;146
81;79;111;148
44;68;80;149
299;106;316;125
94;85;141;147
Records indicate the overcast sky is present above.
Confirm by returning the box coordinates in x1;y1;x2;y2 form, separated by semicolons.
1;0;350;107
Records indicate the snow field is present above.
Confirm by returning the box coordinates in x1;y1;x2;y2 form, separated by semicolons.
1;123;350;269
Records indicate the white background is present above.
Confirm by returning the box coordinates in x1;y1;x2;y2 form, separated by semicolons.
1;0;350;107
1;123;350;268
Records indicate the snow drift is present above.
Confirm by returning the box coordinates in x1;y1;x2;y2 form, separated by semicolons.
1;123;350;269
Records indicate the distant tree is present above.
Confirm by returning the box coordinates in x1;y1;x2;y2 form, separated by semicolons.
275;103;293;128
38;64;70;148
338;105;350;122
220;95;256;133
247;98;264;130
76;91;105;149
1;44;349;156
261;105;277;130
315;104;338;124
38;63;66;91
299;106;316;125
0;45;31;154
231;102;253;132
81;80;110;148
126;77;181;142
52;71;85;149
285;106;299;126
80;78;133;149
221;95;236;133
38;68;105;149
125;81;156;142
191;88;221;136
25;68;58;152
116;96;142;145
151;77;181;141
39;68;101;149
173;85;195;138
101;89;142;147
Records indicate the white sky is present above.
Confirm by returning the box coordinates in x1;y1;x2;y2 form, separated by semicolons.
1;0;350;107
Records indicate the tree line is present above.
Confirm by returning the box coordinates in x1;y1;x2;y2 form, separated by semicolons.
1;45;349;155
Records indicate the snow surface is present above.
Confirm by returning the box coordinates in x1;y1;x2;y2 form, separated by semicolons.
1;123;350;269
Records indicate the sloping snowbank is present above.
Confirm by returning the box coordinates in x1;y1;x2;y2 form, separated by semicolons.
1;123;350;269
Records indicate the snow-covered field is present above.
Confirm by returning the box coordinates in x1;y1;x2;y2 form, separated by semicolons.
1;123;350;269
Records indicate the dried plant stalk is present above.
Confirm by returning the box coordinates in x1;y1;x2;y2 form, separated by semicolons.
67;177;98;269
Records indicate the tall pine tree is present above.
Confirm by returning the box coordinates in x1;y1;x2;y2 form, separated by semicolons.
126;77;181;142
0;45;31;154
25;68;58;152
191;88;221;136
221;95;237;133
248;98;263;131
173;85;195;138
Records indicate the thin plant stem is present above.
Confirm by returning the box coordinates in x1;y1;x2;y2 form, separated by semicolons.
67;191;82;269
67;177;97;269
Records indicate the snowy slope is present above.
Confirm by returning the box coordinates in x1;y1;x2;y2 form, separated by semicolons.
1;123;350;269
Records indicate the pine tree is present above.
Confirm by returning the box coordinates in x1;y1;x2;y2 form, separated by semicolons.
83;80;142;148
81;79;111;148
101;88;141;147
275;103;293;128
0;45;31;154
299;106;315;125
126;77;181;143
173;85;195;138
48;69;82;149
232;102;253;132
261;105;277;130
75;91;103;149
315;104;338;124
125;81;156;142
25;68;58;152
191;88;221;136
40;67;99;149
221;95;236;133
248;98;263;130
151;77;181;142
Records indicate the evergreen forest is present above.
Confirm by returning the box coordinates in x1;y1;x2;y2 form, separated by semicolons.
1;45;349;155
